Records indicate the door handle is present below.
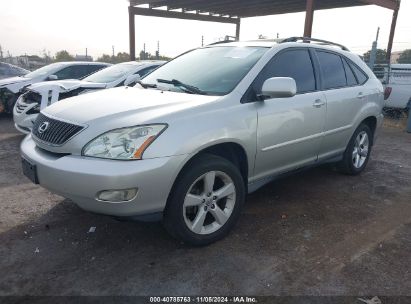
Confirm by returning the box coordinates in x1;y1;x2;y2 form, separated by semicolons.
357;92;366;99
313;99;326;108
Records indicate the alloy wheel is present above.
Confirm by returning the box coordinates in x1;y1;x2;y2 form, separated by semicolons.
183;170;236;235
352;131;369;169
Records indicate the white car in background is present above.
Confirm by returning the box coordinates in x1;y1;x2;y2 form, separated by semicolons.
13;61;164;133
0;62;30;79
375;64;411;111
0;61;109;113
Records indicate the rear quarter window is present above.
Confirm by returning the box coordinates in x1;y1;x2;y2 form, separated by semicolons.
348;61;368;85
342;58;358;86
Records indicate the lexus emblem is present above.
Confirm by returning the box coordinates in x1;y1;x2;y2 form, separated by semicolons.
38;122;50;134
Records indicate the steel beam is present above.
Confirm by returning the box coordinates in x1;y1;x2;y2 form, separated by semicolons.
129;7;239;24
236;20;241;40
304;0;315;37
129;6;136;60
359;0;397;10
386;1;401;62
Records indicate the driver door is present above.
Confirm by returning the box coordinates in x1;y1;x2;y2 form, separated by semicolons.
246;48;326;180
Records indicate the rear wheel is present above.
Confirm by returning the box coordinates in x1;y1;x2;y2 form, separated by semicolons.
164;154;245;246
338;123;372;175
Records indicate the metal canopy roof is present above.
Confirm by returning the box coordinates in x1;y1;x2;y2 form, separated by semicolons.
128;0;401;61
130;0;398;19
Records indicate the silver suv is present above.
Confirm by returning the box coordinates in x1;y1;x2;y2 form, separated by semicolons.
21;38;384;245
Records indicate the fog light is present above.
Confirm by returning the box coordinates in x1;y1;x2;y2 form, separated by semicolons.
97;188;138;202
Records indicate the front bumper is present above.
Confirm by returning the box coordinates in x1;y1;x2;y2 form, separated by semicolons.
21;135;187;217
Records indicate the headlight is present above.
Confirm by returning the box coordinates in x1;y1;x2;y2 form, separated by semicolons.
82;124;167;160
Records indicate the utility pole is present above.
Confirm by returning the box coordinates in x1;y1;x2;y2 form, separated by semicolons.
112;45;115;57
277;33;279;39
86;48;88;57
156;41;160;60
201;35;204;47
143;43;146;60
0;45;3;59
368;27;380;69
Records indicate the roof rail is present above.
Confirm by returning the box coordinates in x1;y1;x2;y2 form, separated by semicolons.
208;35;237;46
281;37;350;51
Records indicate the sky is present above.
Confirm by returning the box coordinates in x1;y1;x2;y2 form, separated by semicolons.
1;0;411;59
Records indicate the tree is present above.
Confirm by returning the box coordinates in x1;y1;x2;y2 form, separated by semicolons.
97;52;131;63
55;50;74;62
113;52;130;63
97;54;112;63
363;49;387;64
398;49;411;64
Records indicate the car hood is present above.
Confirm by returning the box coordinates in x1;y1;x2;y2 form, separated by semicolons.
0;76;28;88
43;86;221;125
29;80;107;92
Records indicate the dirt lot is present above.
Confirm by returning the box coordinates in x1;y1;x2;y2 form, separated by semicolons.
0;115;410;297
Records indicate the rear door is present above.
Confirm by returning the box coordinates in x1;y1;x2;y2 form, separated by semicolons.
247;48;326;179
314;50;368;160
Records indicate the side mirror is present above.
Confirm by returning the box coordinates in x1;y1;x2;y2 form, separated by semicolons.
124;74;141;86
47;75;58;81
261;77;297;99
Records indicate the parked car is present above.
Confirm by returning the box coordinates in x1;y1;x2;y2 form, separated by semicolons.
374;64;411;112
13;61;164;134
0;61;110;114
21;38;383;245
0;62;29;79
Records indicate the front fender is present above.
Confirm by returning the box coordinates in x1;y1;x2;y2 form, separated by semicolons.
144;102;258;177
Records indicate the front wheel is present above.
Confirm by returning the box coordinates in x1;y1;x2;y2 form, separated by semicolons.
163;154;245;246
338;123;373;175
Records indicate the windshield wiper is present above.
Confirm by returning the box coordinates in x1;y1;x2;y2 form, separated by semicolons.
136;80;157;89
156;79;207;95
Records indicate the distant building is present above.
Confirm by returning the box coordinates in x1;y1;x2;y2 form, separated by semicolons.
391;51;403;64
75;55;93;62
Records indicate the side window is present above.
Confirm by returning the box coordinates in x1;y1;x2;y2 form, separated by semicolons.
136;66;157;78
316;51;347;90
245;49;316;101
349;61;368;85
54;66;80;80
85;65;106;77
54;65;104;80
342;58;358;86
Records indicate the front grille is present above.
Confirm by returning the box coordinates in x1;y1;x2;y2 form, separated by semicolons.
32;113;84;146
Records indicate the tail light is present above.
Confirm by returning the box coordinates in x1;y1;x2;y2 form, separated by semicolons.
384;87;392;100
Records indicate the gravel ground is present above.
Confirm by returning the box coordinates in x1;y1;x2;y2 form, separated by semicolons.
0;115;410;297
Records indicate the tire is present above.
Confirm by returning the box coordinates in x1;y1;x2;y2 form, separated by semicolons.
338;123;373;175
163;154;246;246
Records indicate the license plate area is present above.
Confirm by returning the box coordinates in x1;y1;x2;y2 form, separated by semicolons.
22;158;39;184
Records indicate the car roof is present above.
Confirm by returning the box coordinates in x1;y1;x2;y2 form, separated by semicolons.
118;60;166;66
57;61;111;66
390;64;411;69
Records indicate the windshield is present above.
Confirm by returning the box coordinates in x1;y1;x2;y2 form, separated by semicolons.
142;46;268;95
83;64;137;83
24;63;64;79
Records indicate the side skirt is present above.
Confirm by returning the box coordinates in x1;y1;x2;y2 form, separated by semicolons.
247;153;343;194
